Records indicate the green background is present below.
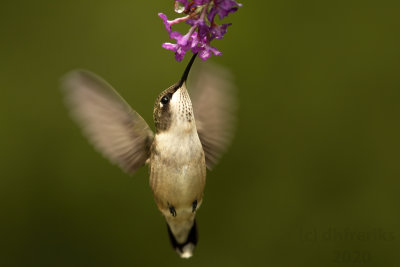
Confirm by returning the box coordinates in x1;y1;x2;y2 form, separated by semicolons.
1;1;400;266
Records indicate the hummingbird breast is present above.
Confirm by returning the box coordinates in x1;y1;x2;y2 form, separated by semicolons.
149;128;206;216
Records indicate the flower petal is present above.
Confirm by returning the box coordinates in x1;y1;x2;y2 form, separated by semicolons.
170;31;182;40
207;7;218;23
175;47;187;61
211;23;231;39
209;46;222;56
158;13;172;34
199;49;211;60
162;43;178;51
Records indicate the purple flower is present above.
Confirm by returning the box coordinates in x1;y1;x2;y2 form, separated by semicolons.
208;0;242;21
207;7;218;23
186;18;209;39
159;13;172;34
159;0;241;61
197;43;222;60
190;35;222;60
210;23;231;39
162;31;200;61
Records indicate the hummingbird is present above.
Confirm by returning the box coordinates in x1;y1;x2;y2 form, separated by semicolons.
61;54;236;258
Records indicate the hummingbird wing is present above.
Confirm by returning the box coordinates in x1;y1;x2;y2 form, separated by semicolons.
61;70;154;174
189;62;237;170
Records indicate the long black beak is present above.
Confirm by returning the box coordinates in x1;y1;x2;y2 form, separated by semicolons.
177;53;198;88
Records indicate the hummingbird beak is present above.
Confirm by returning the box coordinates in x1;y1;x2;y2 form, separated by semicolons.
176;53;198;90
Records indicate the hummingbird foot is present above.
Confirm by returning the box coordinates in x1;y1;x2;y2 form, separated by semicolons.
192;200;197;213
168;204;177;217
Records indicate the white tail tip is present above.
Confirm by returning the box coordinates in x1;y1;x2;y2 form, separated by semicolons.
178;243;195;259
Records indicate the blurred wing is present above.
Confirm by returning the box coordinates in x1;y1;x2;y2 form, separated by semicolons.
61;70;154;174
189;62;237;169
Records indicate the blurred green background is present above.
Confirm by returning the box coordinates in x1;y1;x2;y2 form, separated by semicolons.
1;1;400;266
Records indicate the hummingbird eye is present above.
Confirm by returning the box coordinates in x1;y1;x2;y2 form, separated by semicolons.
161;95;170;105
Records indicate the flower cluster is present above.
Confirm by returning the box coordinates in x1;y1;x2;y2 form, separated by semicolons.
159;0;241;61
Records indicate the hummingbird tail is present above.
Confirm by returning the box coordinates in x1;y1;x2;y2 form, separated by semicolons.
167;219;198;258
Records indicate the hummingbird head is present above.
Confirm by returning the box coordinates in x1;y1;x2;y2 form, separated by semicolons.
153;54;197;133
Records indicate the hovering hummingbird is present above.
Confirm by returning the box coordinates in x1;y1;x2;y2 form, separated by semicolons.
61;54;236;258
